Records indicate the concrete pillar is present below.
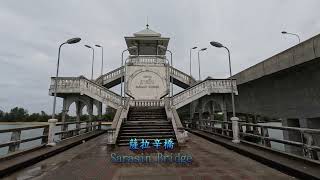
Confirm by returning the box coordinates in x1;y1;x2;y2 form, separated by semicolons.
98;102;103;120
47;119;58;146
75;101;82;132
282;118;302;156
231;117;240;143
61;99;68;139
87;99;94;131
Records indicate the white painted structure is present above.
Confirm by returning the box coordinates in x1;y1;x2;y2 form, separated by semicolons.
49;26;238;145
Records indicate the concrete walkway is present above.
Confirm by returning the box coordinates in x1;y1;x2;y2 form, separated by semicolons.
5;133;293;180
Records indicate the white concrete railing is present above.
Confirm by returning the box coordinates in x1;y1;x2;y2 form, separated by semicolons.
169;66;196;87
164;98;187;143
49;76;122;109
130;99;164;107
107;98;130;145
172;79;238;109
95;66;124;85
127;56;168;65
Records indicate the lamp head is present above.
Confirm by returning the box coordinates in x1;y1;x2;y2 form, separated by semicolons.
201;48;207;51
66;37;81;44
281;31;287;34
85;45;92;49
210;41;224;48
157;45;166;50
128;46;137;50
192;46;198;49
95;44;102;47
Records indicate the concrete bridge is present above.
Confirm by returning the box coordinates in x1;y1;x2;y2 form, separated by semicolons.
0;27;320;179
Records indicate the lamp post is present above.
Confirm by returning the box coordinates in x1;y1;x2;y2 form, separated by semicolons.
281;31;301;43
189;46;197;78
121;46;138;98
210;41;239;143
197;48;207;81
158;45;173;97
84;45;95;80
95;44;104;76
52;37;81;119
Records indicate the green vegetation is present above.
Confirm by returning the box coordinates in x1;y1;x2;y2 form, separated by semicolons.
0;107;114;122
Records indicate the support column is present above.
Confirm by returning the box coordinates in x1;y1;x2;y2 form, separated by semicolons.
221;96;228;136
75;101;82;133
98;102;103;120
61;99;69;139
87;99;94;131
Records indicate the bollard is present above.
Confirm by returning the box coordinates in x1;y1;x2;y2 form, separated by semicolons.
231;117;240;143
47;119;58;146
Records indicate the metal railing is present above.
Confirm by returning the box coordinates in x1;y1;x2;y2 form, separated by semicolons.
191;119;320;160
130;99;164;107
0;121;103;157
0;125;49;155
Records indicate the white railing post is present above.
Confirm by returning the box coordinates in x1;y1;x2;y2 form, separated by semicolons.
47;119;58;146
231;117;240;143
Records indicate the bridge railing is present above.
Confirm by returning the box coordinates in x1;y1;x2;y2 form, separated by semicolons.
0;120;104;158
130;99;164;107
0;125;49;156
191;119;320;161
55;121;102;140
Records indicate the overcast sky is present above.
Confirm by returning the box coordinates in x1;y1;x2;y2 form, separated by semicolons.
0;0;320;114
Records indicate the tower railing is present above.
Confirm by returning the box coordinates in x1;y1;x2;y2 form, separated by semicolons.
127;55;168;65
130;99;164;107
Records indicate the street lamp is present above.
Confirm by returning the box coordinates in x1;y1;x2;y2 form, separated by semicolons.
189;46;197;78
281;31;301;43
52;37;81;119
210;41;239;143
158;45;173;97
85;45;95;80
197;48;207;81
121;46;138;98
95;44;104;76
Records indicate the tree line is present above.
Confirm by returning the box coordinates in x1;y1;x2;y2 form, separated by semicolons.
0;107;113;122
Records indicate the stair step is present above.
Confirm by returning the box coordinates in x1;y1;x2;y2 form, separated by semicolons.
124;121;171;124
118;138;176;142
121;129;173;132
119;135;175;138
121;126;173;129
121;132;174;135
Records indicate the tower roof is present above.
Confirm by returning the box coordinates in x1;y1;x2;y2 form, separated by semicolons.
125;25;169;55
133;27;161;37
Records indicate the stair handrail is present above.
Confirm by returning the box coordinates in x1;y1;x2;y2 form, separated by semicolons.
95;66;124;85
172;78;237;108
164;98;187;143
169;66;197;85
107;98;130;145
50;76;123;108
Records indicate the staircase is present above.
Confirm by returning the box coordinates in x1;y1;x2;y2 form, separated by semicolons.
117;107;176;146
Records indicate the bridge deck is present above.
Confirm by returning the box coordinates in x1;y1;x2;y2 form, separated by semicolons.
5;134;293;180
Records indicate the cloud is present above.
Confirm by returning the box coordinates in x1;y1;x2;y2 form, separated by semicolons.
0;0;319;113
